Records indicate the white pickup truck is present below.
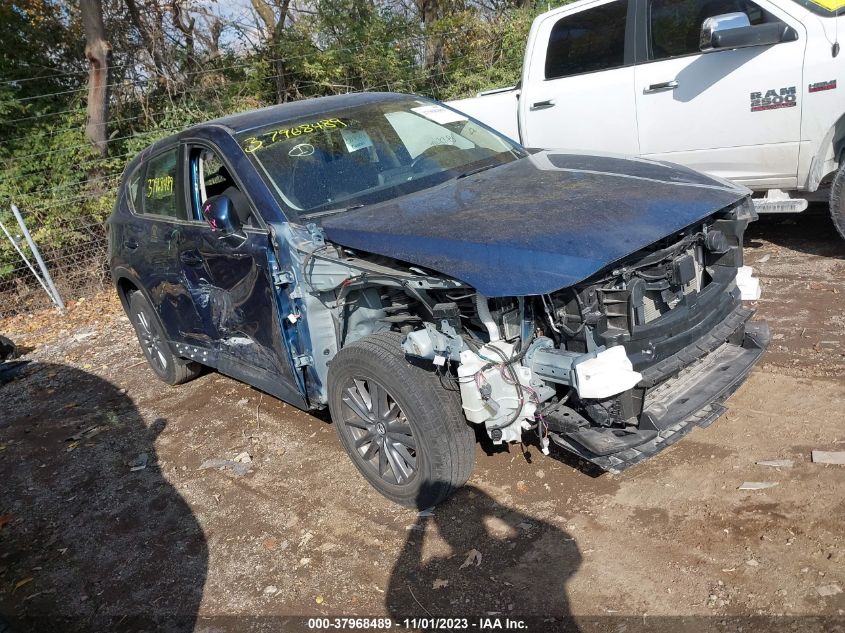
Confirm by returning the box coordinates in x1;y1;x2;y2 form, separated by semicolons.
449;0;845;238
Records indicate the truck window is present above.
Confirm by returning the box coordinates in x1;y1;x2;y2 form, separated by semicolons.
649;0;775;61
142;148;186;220
544;0;628;81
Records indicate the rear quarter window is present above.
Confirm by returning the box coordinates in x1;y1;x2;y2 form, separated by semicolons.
142;148;186;220
126;166;143;212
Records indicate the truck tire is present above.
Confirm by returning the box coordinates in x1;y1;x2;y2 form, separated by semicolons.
327;332;475;508
830;161;845;240
128;291;201;385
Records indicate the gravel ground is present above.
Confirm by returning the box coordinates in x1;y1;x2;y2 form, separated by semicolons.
0;212;843;633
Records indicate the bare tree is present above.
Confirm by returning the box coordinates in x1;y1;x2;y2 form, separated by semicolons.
81;0;112;157
171;0;196;71
251;0;293;102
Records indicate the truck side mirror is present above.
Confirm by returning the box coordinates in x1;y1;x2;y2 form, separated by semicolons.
201;194;243;235
700;13;798;53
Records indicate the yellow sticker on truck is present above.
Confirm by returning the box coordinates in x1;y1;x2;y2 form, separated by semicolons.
808;0;845;10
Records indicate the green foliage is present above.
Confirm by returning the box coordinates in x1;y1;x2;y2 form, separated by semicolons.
0;0;569;285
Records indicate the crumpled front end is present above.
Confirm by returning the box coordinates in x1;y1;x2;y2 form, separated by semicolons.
401;198;769;472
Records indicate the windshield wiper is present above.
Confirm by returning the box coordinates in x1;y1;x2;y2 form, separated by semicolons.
300;204;364;220
456;163;498;180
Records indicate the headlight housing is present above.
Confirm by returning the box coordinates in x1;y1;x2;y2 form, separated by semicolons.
727;196;758;222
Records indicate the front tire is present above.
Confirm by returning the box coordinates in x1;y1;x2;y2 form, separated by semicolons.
128;291;201;385
328;332;475;508
829;161;845;241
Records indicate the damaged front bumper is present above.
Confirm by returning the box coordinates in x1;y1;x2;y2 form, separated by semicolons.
548;310;769;473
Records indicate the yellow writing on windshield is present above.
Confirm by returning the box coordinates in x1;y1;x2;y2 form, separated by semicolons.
242;118;348;154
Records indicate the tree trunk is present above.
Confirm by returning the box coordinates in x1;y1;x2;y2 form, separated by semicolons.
81;0;112;158
251;0;293;103
417;0;443;69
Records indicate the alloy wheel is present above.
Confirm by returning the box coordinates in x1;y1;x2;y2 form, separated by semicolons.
340;377;417;485
134;308;168;373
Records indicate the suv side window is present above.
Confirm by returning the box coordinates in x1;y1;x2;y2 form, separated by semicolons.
187;145;257;227
143;148;185;219
544;0;628;81
649;0;775;61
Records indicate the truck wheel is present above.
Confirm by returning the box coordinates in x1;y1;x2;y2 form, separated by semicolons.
327;332;475;508
128;291;201;385
830;161;845;240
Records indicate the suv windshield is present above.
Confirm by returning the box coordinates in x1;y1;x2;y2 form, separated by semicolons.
237;97;525;219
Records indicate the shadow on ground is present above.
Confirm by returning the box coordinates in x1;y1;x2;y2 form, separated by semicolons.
0;362;207;632
386;483;581;630
745;208;845;259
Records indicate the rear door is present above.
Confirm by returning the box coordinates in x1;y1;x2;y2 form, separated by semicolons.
633;0;805;188
133;146;208;348
518;0;639;154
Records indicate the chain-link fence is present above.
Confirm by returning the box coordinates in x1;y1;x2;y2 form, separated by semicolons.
0;217;109;319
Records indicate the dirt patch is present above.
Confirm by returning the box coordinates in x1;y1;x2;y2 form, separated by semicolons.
0;215;843;631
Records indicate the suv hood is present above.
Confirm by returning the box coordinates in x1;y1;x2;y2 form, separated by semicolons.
321;151;748;297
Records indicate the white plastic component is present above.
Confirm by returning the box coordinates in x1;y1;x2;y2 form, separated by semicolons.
572;346;642;400
736;265;762;301
475;294;500;342
403;329;434;359
457;341;536;444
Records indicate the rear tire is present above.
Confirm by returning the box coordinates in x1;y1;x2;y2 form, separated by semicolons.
328;332;475;508
128;291;201;385
829;161;845;241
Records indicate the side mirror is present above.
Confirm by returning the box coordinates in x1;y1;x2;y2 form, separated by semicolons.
201;195;242;235
700;13;798;52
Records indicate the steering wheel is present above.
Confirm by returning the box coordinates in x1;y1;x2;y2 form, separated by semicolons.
410;144;463;172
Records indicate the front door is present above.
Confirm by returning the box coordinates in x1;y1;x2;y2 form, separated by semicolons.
518;0;640;155
177;143;303;404
634;0;805;188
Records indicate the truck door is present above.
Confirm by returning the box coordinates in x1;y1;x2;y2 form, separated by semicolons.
634;0;805;189
518;0;640;155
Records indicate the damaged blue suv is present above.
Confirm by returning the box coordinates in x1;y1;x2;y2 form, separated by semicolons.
110;92;769;507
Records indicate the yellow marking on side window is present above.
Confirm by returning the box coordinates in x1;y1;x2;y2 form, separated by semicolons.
242;118;348;153
146;175;174;198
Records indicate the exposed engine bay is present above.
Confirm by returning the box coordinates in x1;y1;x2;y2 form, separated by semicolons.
287;199;769;472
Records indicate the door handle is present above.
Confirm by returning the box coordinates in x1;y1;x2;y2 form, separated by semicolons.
179;251;204;267
644;80;679;94
530;99;556;111
124;238;139;251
